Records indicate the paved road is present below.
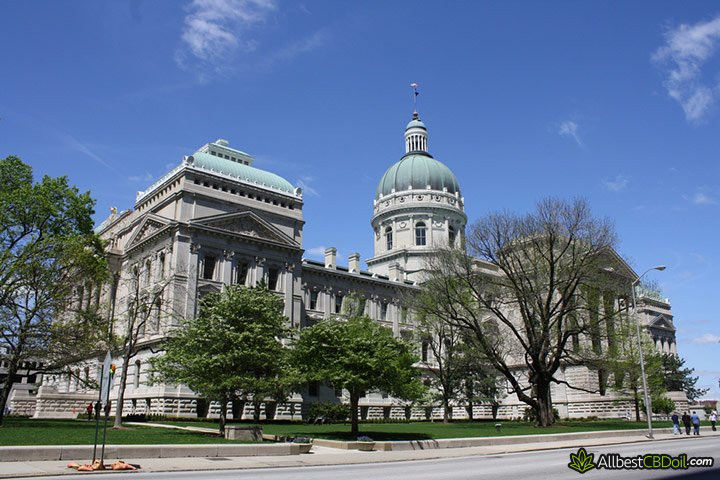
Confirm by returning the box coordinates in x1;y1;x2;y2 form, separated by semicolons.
31;436;719;480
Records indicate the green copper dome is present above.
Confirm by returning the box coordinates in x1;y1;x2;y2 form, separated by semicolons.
189;152;295;194
376;153;460;198
406;118;427;130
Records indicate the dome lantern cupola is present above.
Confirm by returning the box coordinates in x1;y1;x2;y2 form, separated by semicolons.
404;112;428;154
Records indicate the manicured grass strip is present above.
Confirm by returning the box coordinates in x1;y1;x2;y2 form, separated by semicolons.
0;417;251;446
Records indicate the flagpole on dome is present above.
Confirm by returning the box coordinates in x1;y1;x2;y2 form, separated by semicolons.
411;82;419;118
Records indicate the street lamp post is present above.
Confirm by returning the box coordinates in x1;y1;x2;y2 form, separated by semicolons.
630;265;666;440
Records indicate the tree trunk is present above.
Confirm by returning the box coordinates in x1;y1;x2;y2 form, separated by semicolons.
350;391;360;437
535;380;555;427
113;348;132;428
253;398;262;423
443;396;450;423
218;396;227;435
465;380;474;421
632;385;641;422
0;356;19;426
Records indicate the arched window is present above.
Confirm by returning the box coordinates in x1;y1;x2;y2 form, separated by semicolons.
448;225;456;246
385;226;393;250
415;222;427;246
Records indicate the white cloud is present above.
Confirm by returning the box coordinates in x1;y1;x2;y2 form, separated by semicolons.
652;15;720;122
691;333;720;344
59;132;113;170
306;246;341;260
692;192;716;204
306;246;327;257
128;172;153;182
558;121;582;146
603;174;629;192
297;175;320;197
178;0;276;72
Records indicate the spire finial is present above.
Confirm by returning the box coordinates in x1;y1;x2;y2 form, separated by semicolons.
410;82;419;116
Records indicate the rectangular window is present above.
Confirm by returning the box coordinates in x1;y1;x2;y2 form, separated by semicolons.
309;291;318;310
415;223;427;246
202;256;216;280
401;306;408;323
380;302;388;321
268;267;280;291
235;261;249;285
158;253;166;279
335;294;343;314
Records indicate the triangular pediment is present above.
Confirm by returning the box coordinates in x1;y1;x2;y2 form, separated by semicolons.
191;211;299;248
600;247;638;280
649;314;675;331
126;214;171;249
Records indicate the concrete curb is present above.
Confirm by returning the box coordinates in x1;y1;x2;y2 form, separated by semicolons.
0;443;303;462
374;427;675;451
286;427;673;451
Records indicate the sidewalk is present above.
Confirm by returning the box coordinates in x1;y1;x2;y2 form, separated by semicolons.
2;429;718;478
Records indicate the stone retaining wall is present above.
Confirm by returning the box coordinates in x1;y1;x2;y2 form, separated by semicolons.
0;443;304;462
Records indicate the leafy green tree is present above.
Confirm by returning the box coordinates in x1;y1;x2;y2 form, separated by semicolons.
293;313;425;436
661;353;708;402
0;156;108;426
647;394;676;416
152;285;290;434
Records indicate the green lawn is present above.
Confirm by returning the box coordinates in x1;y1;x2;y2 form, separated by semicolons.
0;417;692;445
0;417;245;446
155;418;675;441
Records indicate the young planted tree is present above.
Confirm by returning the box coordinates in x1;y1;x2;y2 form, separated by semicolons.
112;264;172;428
293;313;425;436
455;340;501;420
415;312;500;422
417;198;624;426
416;312;464;422
661;353;708;402
152;285;289;434
0;156;108;425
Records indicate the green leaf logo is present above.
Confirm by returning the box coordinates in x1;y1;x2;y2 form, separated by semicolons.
568;448;596;474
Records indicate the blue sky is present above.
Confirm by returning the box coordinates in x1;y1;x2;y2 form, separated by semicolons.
1;1;719;399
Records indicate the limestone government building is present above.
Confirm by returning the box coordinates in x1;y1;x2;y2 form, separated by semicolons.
8;111;685;420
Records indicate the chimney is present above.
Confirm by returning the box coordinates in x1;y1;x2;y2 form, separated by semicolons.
348;252;361;273
324;247;337;269
389;263;402;282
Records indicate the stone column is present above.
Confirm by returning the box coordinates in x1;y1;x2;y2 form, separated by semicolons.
222;250;233;286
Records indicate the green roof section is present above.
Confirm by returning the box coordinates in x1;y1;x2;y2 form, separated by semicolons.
189;152;296;194
377;153;460;198
406;118;427;130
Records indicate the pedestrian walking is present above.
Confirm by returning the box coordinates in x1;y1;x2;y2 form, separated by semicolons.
711;411;717;431
691;412;701;435
671;412;681;435
86;403;93;420
682;412;692;435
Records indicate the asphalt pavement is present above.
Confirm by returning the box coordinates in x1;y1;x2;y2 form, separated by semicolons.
16;435;719;480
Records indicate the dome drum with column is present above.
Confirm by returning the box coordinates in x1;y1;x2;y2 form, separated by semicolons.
366;113;467;281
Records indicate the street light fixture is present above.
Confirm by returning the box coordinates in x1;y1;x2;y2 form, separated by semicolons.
630;265;666;439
